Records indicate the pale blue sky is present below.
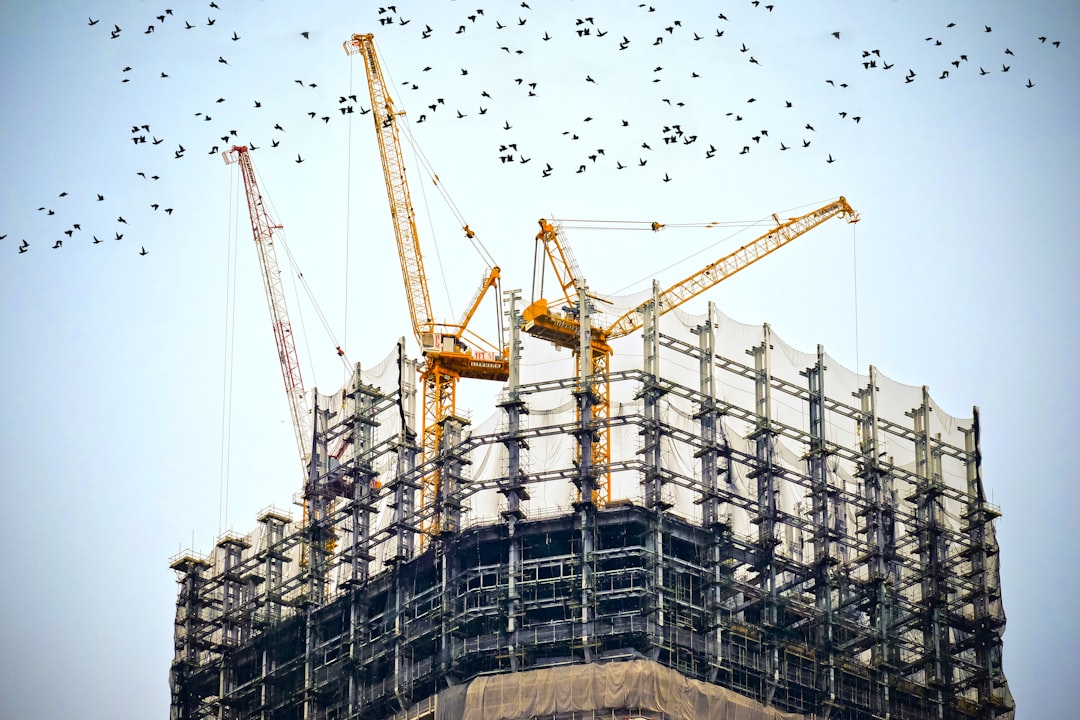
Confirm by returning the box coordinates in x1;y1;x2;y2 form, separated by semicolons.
1;1;1077;718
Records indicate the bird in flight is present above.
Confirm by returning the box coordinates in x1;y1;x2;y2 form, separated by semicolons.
295;154;304;163
140;246;149;256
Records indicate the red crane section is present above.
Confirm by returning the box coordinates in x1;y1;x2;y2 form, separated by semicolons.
222;145;312;466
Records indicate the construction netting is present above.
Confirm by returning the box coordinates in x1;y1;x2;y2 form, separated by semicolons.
436;659;803;720
190;299;1006;638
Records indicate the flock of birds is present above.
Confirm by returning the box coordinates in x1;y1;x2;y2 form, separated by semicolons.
2;1;1063;258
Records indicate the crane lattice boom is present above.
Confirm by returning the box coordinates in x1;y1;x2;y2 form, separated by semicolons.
346;33;434;341
222;145;312;466
606;196;859;339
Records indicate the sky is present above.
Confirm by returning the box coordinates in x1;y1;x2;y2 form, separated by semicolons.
0;1;1077;718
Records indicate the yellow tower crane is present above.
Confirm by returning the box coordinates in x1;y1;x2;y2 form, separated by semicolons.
524;197;860;504
344;34;509;529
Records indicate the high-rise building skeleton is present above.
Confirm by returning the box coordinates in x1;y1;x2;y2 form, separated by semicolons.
169;292;1012;720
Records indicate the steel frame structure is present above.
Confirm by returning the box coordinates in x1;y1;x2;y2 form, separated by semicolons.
170;296;1011;720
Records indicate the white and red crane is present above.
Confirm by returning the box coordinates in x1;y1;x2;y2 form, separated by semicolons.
222;145;313;469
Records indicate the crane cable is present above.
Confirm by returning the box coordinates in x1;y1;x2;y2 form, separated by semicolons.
608;222;763;296
218;167;241;536
412;142;457;320
562;197;847;297
852;221;860;376
249;165;353;388
342;48;354;383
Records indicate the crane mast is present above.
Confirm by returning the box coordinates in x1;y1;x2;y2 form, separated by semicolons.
525;197;860;504
222;145;312;468
345;34;509;531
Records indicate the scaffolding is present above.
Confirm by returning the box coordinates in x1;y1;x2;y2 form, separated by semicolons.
170;293;1012;720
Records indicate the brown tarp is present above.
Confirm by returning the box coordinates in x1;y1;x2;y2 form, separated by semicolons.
438;659;803;720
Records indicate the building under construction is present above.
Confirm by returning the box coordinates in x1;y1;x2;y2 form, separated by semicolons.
168;290;1013;720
